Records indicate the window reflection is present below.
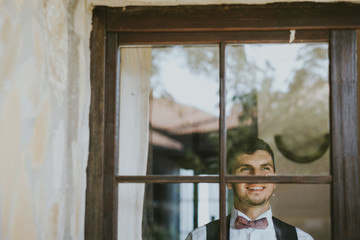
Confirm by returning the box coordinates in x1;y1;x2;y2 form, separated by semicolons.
149;46;220;176
226;184;330;239
118;183;330;240
118;43;330;239
271;184;331;240
226;43;330;175
224;43;330;239
118;183;219;240
120;44;329;176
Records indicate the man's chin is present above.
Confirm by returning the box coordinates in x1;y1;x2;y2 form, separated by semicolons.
247;198;267;206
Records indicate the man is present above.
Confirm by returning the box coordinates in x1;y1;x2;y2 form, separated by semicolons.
186;138;313;240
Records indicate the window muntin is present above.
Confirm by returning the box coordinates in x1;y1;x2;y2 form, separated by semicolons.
118;43;330;177
117;183;330;239
116;42;331;239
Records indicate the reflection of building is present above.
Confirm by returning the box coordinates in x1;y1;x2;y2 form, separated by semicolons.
151;97;241;136
145;97;241;239
149;97;242;173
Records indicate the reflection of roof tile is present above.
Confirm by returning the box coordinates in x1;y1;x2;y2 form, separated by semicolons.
150;98;242;135
151;130;183;150
227;103;243;129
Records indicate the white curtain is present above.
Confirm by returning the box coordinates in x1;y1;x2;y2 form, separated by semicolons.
117;47;152;240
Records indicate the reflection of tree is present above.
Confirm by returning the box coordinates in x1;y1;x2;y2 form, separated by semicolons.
151;44;330;168
151;45;259;97
227;90;258;154
180;46;219;77
145;44;330;239
151;47;175;100
180;45;260;95
169;45;261;157
259;44;329;163
261;45;328;125
168;45;261;162
173;44;329;163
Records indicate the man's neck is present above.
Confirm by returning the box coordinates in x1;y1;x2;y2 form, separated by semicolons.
234;204;270;220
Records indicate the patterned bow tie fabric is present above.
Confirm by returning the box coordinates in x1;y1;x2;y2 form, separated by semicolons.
234;216;269;229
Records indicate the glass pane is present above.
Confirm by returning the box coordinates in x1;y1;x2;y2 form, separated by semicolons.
150;46;220;176
226;43;330;176
117;183;219;240
118;45;219;176
226;184;330;239
272;184;331;239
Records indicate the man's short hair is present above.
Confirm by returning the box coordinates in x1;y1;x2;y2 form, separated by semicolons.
227;137;275;174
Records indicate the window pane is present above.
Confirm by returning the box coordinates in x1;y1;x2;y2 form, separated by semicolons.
226;184;330;239
225;43;330;176
272;184;331;240
118;183;330;240
149;46;219;176
117;183;219;240
118;45;220;176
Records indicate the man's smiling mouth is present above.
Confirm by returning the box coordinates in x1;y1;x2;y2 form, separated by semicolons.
247;186;265;190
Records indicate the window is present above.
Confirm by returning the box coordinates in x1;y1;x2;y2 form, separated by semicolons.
86;3;360;240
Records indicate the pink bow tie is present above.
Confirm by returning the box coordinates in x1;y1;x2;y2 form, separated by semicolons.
234;216;269;229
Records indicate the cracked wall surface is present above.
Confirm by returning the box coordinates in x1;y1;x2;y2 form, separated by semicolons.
0;0;359;239
0;0;91;239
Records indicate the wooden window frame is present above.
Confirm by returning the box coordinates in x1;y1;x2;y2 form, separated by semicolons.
85;3;360;240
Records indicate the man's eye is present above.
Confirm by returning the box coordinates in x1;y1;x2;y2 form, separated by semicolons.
240;167;249;171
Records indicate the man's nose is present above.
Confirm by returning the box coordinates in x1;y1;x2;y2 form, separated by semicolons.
253;168;265;176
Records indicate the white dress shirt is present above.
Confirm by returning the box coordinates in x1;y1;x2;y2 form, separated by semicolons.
185;207;314;240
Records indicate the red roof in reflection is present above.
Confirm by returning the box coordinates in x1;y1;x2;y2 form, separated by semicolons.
150;98;242;150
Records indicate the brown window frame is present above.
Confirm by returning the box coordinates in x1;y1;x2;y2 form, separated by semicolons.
86;3;360;240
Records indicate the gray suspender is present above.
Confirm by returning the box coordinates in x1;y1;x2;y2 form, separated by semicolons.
205;215;298;240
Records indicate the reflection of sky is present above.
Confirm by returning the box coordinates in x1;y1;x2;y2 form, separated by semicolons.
245;44;302;92
151;48;219;116
151;44;325;116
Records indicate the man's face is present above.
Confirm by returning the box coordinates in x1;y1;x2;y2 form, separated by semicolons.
228;150;276;211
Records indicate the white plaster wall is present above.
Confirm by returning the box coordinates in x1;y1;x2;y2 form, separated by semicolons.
0;0;359;240
0;0;91;239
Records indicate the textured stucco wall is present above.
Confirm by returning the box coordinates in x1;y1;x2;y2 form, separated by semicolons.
0;0;359;240
0;0;91;239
